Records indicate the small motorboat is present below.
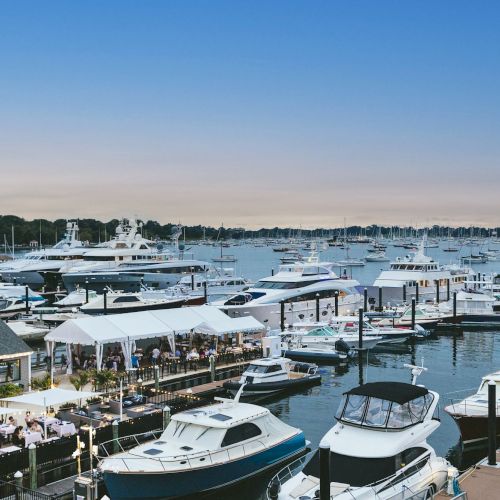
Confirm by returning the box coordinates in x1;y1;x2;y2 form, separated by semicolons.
268;362;450;499
99;388;307;499
281;337;352;363
223;357;321;398
281;324;382;350
364;251;390;262
444;371;500;445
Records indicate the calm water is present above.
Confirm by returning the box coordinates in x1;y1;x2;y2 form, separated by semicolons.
26;241;500;499
187;241;500;499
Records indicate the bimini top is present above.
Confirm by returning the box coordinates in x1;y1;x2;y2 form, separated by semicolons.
345;382;428;405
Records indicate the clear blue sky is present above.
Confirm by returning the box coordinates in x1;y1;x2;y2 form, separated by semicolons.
1;1;499;227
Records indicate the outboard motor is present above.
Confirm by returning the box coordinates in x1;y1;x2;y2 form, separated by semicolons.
334;339;351;355
268;478;281;499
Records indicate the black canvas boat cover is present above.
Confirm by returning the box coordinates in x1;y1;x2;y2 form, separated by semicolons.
345;382;428;404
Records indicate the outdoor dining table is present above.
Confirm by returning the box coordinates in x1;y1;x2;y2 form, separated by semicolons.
0;424;16;437
24;431;42;446
35;416;59;427
51;421;76;437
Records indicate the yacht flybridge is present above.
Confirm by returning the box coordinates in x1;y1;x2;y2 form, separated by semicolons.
373;237;473;300
269;364;449;499
98;391;307;499
216;252;362;329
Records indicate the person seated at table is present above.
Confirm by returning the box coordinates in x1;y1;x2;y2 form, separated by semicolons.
8;416;17;427
12;427;25;447
30;420;43;434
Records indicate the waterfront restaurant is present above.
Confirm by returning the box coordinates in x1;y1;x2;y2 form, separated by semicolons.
44;305;264;374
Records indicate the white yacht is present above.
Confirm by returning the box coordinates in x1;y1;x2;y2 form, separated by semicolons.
373;238;473;300
0;221;88;289
215;253;362;329
61;220;210;292
269;365;449;499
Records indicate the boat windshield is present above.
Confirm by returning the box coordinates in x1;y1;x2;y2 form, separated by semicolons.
245;365;270;374
336;393;434;429
304;326;336;337
253;280;319;290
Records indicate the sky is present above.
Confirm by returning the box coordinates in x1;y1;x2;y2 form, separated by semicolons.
0;0;499;229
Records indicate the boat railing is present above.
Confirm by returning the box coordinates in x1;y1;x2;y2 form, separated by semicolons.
444;388;500;415
98;434;272;472
98;429;164;457
267;451;312;491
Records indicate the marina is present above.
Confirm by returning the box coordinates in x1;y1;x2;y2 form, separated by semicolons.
1;2;500;498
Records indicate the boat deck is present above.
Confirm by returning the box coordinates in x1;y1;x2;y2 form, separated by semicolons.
436;451;500;500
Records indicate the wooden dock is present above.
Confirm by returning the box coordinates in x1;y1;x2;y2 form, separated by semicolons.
436;451;500;500
172;376;241;396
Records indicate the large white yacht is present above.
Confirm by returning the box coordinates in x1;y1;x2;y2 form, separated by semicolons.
0;221;88;289
269;365;449;499
215;253;362;328
373;237;473;300
61;220;210;292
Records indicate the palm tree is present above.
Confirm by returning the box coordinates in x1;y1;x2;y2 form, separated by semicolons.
69;371;90;391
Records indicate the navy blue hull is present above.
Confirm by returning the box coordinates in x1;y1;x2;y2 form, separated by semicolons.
102;433;305;499
281;349;347;363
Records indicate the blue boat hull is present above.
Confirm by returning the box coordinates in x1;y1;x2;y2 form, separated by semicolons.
102;432;306;499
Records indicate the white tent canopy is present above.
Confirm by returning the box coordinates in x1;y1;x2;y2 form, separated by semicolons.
44;306;264;372
0;407;28;416
1;388;99;409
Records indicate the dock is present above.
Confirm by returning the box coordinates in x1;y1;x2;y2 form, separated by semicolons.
436;451;500;500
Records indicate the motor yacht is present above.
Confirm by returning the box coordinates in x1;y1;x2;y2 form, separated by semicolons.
0;285;47;318
223;357;320;398
98;391;307;499
279;323;382;350
215;252;362;329
373;237;473;300
445;371;500;445
0;221;88;289
62;220;210;292
268;364;449;499
364;251;390;263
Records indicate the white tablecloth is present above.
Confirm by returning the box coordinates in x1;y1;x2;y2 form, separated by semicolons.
0;425;16;436
51;422;76;437
24;431;42;446
35;417;59;427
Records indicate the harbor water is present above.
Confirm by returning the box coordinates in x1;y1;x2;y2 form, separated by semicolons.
186;242;500;499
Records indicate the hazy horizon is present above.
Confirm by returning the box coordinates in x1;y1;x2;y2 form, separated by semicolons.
1;1;499;228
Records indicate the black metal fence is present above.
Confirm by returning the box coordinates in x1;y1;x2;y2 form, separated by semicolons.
0;478;61;500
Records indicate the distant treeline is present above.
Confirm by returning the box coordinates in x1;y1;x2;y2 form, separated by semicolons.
0;215;498;247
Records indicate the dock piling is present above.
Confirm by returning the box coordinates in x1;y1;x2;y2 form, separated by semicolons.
319;440;330;500
415;283;419;303
363;288;368;312
25;285;29;314
28;443;37;490
403;284;406;303
488;380;497;466
112;420;119;455
334;291;339;317
103;289;107;315
203;281;208;302
446;278;450;301
163;405;171;429
85;279;89;303
358;308;363;351
453;291;457;318
316;294;320;322
411;298;416;330
378;287;382;312
280;301;285;331
435;280;440;303
14;471;22;499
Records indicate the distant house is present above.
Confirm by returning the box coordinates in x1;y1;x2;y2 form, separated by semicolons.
29;240;38;248
0;320;33;391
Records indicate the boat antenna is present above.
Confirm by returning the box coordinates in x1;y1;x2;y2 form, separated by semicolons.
403;358;427;385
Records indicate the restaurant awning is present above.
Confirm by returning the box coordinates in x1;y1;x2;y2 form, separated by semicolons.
1;388;99;409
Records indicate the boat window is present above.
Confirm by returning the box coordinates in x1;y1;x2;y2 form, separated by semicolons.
245;365;268;374
386;402;414;428
342;395;368;424
266;365;282;373
221;423;261;447
252;280;320;290
303;450;397;487
364;398;391;427
114;296;141;303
